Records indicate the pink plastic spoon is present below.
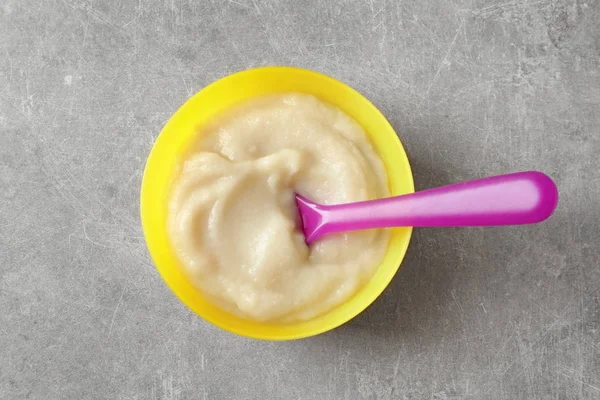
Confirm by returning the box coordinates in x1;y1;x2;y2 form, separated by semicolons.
295;171;558;245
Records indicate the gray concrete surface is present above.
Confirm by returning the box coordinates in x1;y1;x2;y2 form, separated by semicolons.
1;0;599;399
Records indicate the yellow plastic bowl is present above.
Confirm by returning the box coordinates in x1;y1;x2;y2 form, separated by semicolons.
140;66;414;340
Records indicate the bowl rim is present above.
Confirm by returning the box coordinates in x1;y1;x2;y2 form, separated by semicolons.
140;66;414;340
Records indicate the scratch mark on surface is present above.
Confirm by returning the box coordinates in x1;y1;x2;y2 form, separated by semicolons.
297;41;306;57
557;365;600;392
178;68;191;96
107;288;125;338
83;223;109;248
480;0;517;13
409;18;443;47
227;0;251;9
465;120;485;133
465;0;545;18
251;0;261;15
585;339;600;353
122;0;142;29
451;290;464;313
426;19;464;95
370;6;384;22
378;24;387;50
367;0;374;13
392;352;402;379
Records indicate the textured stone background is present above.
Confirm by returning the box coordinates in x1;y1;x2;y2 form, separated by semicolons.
1;0;599;399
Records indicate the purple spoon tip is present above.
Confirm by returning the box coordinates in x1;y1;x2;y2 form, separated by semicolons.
295;194;327;245
295;171;558;245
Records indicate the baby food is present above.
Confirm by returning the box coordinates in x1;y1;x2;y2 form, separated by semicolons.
167;93;389;322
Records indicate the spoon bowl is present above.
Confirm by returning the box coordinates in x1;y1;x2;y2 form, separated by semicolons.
141;66;414;339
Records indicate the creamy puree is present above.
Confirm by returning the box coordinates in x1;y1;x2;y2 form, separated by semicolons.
167;93;389;322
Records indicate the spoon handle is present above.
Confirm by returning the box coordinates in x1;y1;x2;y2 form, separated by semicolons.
324;171;558;231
